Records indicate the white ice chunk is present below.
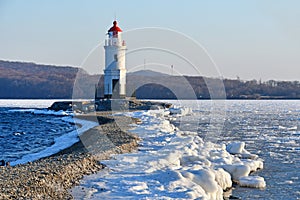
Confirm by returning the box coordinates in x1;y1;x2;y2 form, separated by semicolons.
168;172;208;199
169;106;192;116
239;176;266;188
182;169;223;199
241;159;264;172
240;153;259;160
214;168;232;190
180;155;211;167
221;164;251;181
226;142;245;154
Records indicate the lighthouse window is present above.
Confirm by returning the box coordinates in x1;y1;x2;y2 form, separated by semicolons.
114;54;118;62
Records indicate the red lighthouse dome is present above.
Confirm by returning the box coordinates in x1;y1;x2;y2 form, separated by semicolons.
108;21;122;37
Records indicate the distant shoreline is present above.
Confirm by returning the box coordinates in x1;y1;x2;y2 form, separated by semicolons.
1;98;300;100
1;60;299;100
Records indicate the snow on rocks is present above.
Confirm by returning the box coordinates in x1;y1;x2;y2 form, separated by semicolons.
241;159;264;172
226;142;247;154
182;169;223;200
71;107;265;199
214;168;232;190
221;164;251;181
226;142;259;159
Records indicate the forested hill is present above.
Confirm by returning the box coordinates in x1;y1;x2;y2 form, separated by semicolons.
0;60;299;99
0;60;80;98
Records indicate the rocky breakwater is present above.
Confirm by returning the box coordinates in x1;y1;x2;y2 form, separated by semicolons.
0;113;139;199
48;99;172;113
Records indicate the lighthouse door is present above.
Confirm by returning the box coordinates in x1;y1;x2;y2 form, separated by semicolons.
112;79;120;98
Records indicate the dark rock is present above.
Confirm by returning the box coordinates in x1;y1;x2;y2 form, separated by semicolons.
229;195;242;199
48;101;73;111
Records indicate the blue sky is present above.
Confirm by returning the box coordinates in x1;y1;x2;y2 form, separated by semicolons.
0;0;299;80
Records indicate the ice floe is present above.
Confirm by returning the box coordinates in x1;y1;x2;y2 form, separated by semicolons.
169;106;193;116
239;176;266;188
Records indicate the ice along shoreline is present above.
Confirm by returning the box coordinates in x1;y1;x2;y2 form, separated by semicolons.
0;99;266;199
71;105;266;199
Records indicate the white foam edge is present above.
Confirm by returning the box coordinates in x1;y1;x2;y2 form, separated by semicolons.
10;116;98;166
7;108;74;116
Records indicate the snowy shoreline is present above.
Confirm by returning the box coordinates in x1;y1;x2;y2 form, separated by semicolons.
71;106;266;199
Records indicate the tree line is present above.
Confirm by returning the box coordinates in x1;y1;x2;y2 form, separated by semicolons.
0;60;299;99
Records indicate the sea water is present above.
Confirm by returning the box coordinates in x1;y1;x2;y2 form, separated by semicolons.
71;100;300;199
0;100;97;166
170;100;300;199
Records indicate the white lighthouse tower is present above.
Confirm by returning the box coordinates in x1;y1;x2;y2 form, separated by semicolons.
103;20;127;99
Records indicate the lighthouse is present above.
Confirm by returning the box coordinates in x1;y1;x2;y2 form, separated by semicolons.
103;20;127;99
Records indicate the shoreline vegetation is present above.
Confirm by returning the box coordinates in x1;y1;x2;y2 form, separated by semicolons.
0;111;140;199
